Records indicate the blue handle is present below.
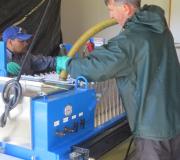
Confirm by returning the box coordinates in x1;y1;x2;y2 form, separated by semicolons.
0;41;7;76
75;76;88;89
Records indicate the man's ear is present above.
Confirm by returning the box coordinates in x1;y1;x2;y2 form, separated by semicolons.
124;3;136;16
6;39;11;45
122;4;132;15
6;39;13;49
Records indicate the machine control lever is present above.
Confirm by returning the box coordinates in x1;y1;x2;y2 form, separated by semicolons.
56;122;79;137
64;127;75;133
80;119;85;129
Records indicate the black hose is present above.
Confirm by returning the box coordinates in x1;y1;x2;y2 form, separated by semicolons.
0;79;22;127
0;0;52;128
16;0;52;81
124;137;134;160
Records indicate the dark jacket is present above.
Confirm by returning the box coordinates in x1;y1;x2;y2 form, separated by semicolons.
67;5;180;140
7;49;56;75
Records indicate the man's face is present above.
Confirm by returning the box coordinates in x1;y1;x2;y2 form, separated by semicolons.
9;38;30;54
107;0;129;26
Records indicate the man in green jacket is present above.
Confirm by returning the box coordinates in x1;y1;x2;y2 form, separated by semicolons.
56;0;180;159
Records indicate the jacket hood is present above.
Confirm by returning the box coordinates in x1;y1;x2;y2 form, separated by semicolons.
125;5;168;33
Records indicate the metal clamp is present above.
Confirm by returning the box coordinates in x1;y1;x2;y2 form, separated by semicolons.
70;146;90;160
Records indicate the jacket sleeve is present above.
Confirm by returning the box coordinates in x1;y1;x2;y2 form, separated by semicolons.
30;55;56;72
67;37;132;82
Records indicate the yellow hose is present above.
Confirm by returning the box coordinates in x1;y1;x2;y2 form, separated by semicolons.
60;18;118;79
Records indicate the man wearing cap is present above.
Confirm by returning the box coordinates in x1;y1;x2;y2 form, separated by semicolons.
2;25;60;76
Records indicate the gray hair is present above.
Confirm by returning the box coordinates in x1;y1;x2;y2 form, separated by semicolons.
104;0;141;8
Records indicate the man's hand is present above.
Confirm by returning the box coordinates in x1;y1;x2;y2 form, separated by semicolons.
7;62;21;76
56;56;70;74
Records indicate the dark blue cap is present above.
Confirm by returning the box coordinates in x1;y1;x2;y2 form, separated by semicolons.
2;26;32;42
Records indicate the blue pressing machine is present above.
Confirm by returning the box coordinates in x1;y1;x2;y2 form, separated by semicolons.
0;41;129;160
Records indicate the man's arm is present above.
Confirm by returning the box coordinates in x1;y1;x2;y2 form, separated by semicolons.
56;37;132;82
30;55;56;72
67;44;131;81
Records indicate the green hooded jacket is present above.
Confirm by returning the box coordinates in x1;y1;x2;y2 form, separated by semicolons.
67;5;180;140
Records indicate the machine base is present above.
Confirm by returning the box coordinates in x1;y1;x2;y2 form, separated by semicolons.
73;118;131;159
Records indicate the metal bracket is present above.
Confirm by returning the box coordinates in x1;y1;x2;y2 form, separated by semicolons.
70;146;90;160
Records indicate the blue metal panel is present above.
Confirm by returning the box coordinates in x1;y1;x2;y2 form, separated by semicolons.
0;153;23;160
31;88;96;159
1;143;33;160
0;86;126;160
0;41;7;76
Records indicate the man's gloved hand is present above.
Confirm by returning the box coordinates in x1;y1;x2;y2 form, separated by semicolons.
56;56;70;74
7;62;21;76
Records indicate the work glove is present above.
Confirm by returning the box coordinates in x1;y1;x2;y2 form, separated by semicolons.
7;62;21;76
56;56;70;74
